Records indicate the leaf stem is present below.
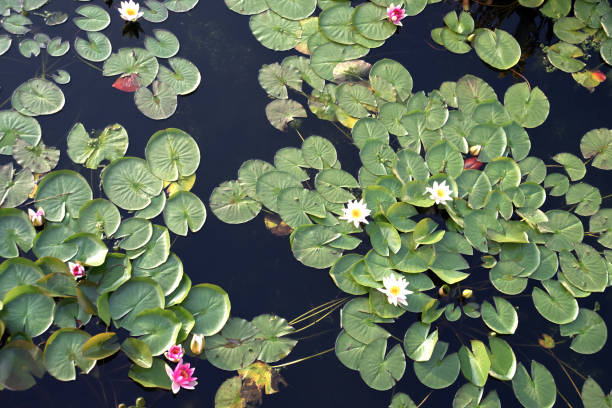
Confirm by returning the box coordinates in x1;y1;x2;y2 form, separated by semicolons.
269;347;335;369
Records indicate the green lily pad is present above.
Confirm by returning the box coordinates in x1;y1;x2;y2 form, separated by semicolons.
162;191;206;236
1;285;54;337
538;210;584;252
359;337;405;391
0;35;11;56
78;199;121;239
532;279;578;324
103;48;159;87
0;258;43;301
546;42;585;73
43;328;95;381
145;128;199;181
353;3;396;41
102;158;163;211
131;308;181;356
249;10;301;51
128;357;170;389
266;0;316;20
73;5;110;31
74;32;112;62
252;314;296;363
182;283;230;336
164;0;199;12
109;277;165;330
142;0;169;22
67;123;129;169
481;296;518;334
144;29;179;58
157;57;201;95
488;336;516;381
225;0;268;14
581;377;612;408
2;14;32;35
580;128;612;170
0;340;45;391
0;110;41;155
560;308;607;354
81;332;120;360
210;180;261;224
134;81;177;120
115;217;153;251
64;232;108;266
18;39;40;58
414;341;460;389
458;339;490;387
265;99;307;131
503;83;549;128
47;37;70;57
12;78;65;117
403;321;438;362
122;337;153;368
205;317;262;370
32;225;78;261
512;361;556;408
0;164;33;208
291;224;343;268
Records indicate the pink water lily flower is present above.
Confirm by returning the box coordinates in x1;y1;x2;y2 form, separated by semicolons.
68;261;85;279
166;360;198;394
386;3;406;26
28;208;45;227
164;345;184;363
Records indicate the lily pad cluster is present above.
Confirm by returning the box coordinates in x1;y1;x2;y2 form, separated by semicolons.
226;0;436;57
212;56;612;406
431;11;521;70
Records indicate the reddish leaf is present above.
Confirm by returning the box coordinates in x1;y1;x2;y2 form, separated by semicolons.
464;156;483;170
112;74;140;92
591;70;606;83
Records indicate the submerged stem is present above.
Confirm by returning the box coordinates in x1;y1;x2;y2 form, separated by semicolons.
289;297;347;326
416;391;433;408
294;128;305;143
291;299;346;334
270;347;335;369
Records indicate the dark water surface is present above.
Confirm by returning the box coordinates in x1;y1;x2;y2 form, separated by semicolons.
0;0;610;407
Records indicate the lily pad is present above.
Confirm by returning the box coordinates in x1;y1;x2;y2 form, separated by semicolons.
109;277;165;330
12;78;65;117
560;308;607;354
74;32;112;62
131;308;181;356
103;48;159;87
266;0;316;20
157;57;201;95
145;128;199;181
512;361;556;408
144;29;179;58
532;279;579;324
12;139;59;173
102;158;163;211
481;296;518;334
73;5;110;32
205;317;262;370
249;10;301;51
35;171;93;222
163;191;206;236
472;28;521;70
134;81;178;120
265;99;307;131
358;337;405;391
43;328;95;381
414;341;460;389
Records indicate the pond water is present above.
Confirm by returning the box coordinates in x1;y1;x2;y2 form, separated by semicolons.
0;0;611;407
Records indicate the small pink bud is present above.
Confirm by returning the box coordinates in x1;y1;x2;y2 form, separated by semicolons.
386;3;406;26
68;261;85;279
28;208;45;227
164;345;184;362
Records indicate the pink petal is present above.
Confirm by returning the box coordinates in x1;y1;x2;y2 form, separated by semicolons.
171;382;180;394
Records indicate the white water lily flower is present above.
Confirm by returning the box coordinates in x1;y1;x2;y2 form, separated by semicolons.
118;0;144;21
377;274;412;306
339;198;371;228
425;180;453;204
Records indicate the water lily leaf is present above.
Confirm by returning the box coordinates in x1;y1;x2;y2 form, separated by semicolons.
532;279;578;324
74;32;112;62
67;123;129;169
205;317;262;370
341;297;391;343
145;128;199;181
51;70;70;85
249;10;301;51
352;118;389;150
0;164;33;208
115;217;153;251
0;110;41;155
82;332;120;360
89;253;131;295
546;42;585;73
538;210;584;252
162;191;206;236
291;224;343;268
503;83;549;128
144;29;179;58
266;0;315;20
0;208;34;254
489;261;527;295
560;308;607;354
581;377;612;408
601;38;612;65
135;192;166;219
12;139;58;173
133;252;182;296
310;42;369;81
47;37;70;57
64;232;108;266
225;0;268;14
12;78;65;117
277;187;326;228
335;330;366;370
131;308;181;356
157;57;201;95
559;244;607;292
390;393;418;408
329;254;368;294
102;158;163;211
0;258;43;300
43;328;95;381
103;48;159;87
553;17;588;44
122;337;153;368
315;169;359;203
129;225;170;269
403;321;438;362
128;357;170;389
426;140;464;177
252;314;296;363
414;341;460;389
370;59;413;102
73;5;110;31
439;28;471;54
135;81;177;120
214;376;245;408
2;14;31;35
18;39;40;58
32;225;78;261
458;339;490;387
353;3;396;41
481;297;517;334
358;337;405;391
1;285;53;337
488;336;516;381
580;128;612;170
455;74;497;115
142;0;169;22
77;199;121;239
319;5;356;45
0;340;45;391
265;99;307;131
565;183;601;216
182;283;230;336
109;277;165;330
552;153;585;181
512;361;556;408
472;28;520;69
164;0;199;12
0;35;11;56
544;173;569;196
210;180;261;224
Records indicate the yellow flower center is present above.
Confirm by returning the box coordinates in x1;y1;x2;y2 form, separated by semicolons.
126;8;136;15
351;208;362;218
436;188;445;197
389;286;400;296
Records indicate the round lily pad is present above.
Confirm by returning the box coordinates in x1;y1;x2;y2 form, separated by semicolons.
43;328;95;381
12;78;65;117
102;158;163;211
266;0;316;20
414;341;460;389
265;99;307;131
503;83;549;128
205;317;262;370
481;296;518;334
182;283;230;336
142;0;169;22
1;285;54;338
78;198;121;238
532;279;578;324
249;11;301;51
103;48;159;87
319;4;356;45
164;0;199;12
163;191;206;236
157;57;201;95
109;277;165;330
353;3;397;41
145;128;199;181
134;81;178;120
359;338;405;391
73;5;110;31
144;29;179;58
291;224;343;268
512;361;556;408
0;110;41;154
74;32;112;62
472;28;521;70
209;180;262;224
560;308;607;354
35;170;93;222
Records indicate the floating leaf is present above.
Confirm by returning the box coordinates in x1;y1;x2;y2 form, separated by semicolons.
560;308;607;354
74;32;112;62
103;48;159;87
128;357;171;389
134;81;178;120
145;128;199;181
481;296;518;334
358;337;405;391
102;158;163;211
503;83;549;128
163;191;206;236
210;180;261;224
205;317;262;370
157;57;201;95
291;224;343;268
109;277;164;330
43;328;95;381
249;10;301;51
144;29;179;58
142;0;169;22
580;128;612;170
12;139;59;173
414;341;460;389
512;361;556;408
265;99;307;131
532;279;578;324
12;79;65;117
164;0;199;12
73;5;110;32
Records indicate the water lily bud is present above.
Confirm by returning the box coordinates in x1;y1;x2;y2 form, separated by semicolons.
28;208;45;227
462;289;473;299
190;333;204;355
469;145;482;156
438;285;450;297
467;33;476;42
